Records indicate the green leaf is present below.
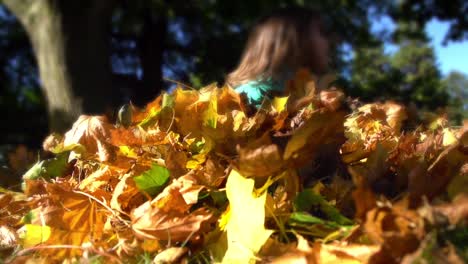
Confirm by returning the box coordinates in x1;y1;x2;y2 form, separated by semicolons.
22;152;69;181
22;161;44;181
134;163;170;196
294;189;353;226
289;212;326;225
162;92;175;108
287;212;338;238
210;190;228;207
138;108;161;128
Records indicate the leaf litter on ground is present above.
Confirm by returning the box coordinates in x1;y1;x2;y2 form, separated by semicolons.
0;68;467;263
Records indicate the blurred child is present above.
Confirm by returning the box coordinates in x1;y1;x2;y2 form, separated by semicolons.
226;7;332;107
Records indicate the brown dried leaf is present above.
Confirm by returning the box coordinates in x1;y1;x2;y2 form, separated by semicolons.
0;193;30;227
363;203;425;262
64;115;115;161
236;134;284;178
165;149;188;178
348;166;377;220
0;225;17;250
319;89;345;112
433;194;468;225
132;204;213;242
131;178;214;241
408;142;467;205
110;127;167;146
28;183;109;258
284;110;346;168
312;242;380;264
110;173;144;213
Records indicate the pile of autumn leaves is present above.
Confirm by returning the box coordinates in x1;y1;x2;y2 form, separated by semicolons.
1;69;467;263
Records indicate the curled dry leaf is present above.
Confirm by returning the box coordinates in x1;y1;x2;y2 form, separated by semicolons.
132;204;214;242
341;102;403;164
0;193;30;227
0;225;17;250
319;89;345;112
381;101;407;132
131;177;214;241
110;173;144;213
284;109;346;168
348;166;377;220
432;194;468;225
408;140;468;205
311;242;380;264
64;115;115;162
236;134;284;178
363;203;425;262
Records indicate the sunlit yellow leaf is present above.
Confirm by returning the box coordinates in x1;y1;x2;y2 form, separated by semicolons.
18;224;51;248
442;128;457;146
232;111;247;132
119;146;138;158
272;96;289;113
222;170;273;264
219;205;231;231
186;153;207;169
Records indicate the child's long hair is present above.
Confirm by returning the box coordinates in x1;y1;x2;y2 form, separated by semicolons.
226;7;323;87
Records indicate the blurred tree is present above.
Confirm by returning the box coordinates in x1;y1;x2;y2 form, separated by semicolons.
3;0;116;133
349;41;403;101
0;0;466;145
348;20;450;113
390;0;468;42
391;38;448;110
444;71;468;123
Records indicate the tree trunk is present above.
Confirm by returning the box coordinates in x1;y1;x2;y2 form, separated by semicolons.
4;0;115;133
136;10;167;106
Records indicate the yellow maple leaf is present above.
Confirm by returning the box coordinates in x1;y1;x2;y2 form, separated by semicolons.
222;170;273;264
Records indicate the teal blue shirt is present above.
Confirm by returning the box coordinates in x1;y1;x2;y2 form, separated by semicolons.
235;78;285;107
